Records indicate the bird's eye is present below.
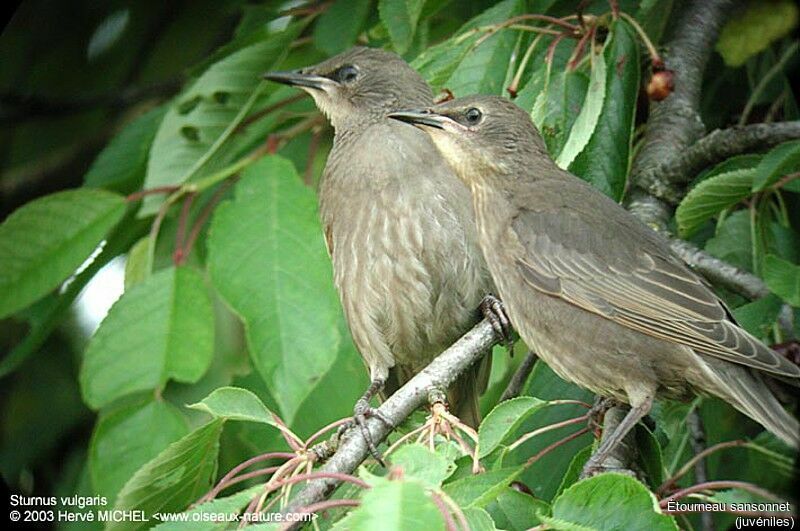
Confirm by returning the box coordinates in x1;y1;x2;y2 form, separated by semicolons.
335;65;359;83
465;107;482;124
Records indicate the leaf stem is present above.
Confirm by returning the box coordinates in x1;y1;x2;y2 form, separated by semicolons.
740;42;800;126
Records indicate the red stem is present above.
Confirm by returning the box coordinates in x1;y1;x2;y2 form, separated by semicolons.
198;452;295;504
657;440;747;495
525;427;590;467
431;492;458;531
173;192;196;266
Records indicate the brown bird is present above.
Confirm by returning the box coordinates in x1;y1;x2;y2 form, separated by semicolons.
263;48;510;458
390;96;800;475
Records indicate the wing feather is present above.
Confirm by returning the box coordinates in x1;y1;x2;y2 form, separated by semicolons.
511;207;800;379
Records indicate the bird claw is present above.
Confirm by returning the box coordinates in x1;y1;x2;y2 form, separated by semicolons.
480;293;515;355
587;396;618;437
349;398;393;466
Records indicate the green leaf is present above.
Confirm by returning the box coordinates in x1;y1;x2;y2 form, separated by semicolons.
550;474;678;531
676;169;755;237
762;254;800;305
412;0;523;94
478;396;548;457
110;420;223;531
81;266;215;409
517;362;594;501
379;0;426;55
151;485;262;530
635;425;666;491
445;0;523;96
752;140;800;191
463;507;498;531
556;55;605;169
704;211;753;272
124;236;150;288
336;477;444;531
733;293;784;338
140;22;304;216
443;466;524;508
314;0;372;55
0;189;126;319
487;487;548;530
89;399;189;505
717;0;799;67
568;19;640;200
387;443;455;487
188;386;279;426
84;106;167;193
207;156;342;423
555;446;592;498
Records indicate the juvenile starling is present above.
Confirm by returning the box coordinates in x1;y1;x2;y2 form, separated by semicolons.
390;96;800;475
264;49;510;458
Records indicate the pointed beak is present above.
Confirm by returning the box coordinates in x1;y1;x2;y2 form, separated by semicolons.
388;109;449;129
262;70;332;91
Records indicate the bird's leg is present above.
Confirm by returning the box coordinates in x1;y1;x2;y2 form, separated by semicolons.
580;396;653;479
350;377;393;466
480;293;515;354
587;396;620;437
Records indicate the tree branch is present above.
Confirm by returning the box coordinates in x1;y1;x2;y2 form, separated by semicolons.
612;0;737;481
282;320;498;524
668;238;768;299
627;0;736;230
639;121;800;203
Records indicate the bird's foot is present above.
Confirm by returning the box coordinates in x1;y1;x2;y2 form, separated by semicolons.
587;396;619;438
480;293;515;355
336;379;393;466
351;397;393;466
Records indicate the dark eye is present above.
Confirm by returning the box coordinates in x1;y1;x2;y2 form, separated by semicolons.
335;65;359;83
465;107;482;124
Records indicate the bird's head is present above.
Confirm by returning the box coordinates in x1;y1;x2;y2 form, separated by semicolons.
263;47;432;129
388;95;549;187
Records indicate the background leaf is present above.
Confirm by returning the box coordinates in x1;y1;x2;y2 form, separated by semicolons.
763;254;800;305
208;156;343;424
89;399;188;505
140;22;304;216
379;0;426;55
0;188;126;318
81;266;215;409
568;19;640;200
110;420;223;531
676;169;755;237
314;0;373;56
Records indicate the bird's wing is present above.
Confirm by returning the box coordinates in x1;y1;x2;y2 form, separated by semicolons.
509;200;800;379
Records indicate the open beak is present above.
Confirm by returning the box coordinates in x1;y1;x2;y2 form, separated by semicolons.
388;109;449;129
262;70;332;91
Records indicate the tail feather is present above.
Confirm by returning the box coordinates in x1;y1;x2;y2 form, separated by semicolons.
703;359;799;448
448;353;492;429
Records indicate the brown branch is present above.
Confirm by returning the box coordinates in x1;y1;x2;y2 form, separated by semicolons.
639;121;800;203
280;320;499;527
627;0;736;230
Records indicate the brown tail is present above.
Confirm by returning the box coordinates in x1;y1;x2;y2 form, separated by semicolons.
448;352;492;429
701;357;799;448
